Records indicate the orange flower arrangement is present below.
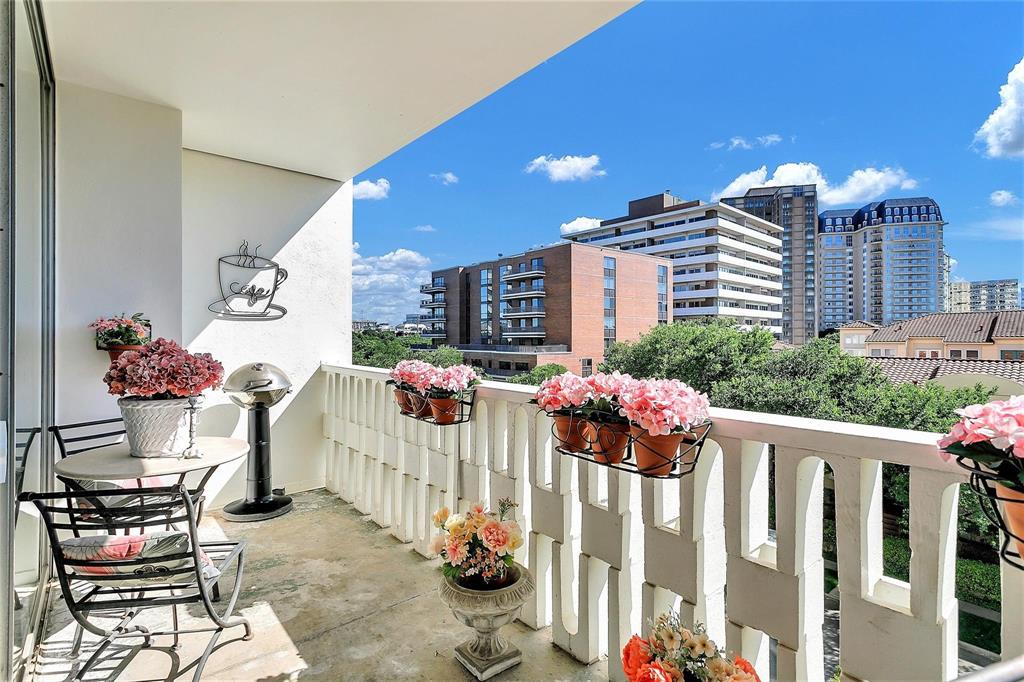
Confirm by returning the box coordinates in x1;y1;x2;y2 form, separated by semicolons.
623;612;761;682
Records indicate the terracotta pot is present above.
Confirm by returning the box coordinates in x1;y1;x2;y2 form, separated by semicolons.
552;413;587;453
393;388;412;414
429;396;460;425
996;483;1024;560
584;421;629;464
630;426;684;477
105;344;146;362
408;392;433;419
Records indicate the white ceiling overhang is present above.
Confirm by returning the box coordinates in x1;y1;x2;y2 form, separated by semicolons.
42;0;635;180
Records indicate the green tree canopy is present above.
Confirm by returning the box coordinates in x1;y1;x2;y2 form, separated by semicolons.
600;319;776;394
505;363;568;385
352;330;426;369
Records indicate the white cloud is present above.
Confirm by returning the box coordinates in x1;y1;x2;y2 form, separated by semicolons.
711;133;784;151
525;154;606;182
559;216;602;235
430;171;459;185
975;57;1024;159
728;137;752;151
990;189;1020;207
413;224;436;232
352;245;432;322
713;162;919;207
353;178;390;200
956;217;1024;242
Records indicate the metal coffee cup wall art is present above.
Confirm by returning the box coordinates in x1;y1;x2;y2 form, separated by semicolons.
208;240;288;320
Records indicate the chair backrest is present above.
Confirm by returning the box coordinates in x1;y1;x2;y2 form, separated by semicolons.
14;426;40;496
49;417;126;460
19;485;207;606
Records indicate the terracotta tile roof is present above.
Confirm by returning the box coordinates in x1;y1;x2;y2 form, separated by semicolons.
993;310;1024;338
867;356;1024;385
840;320;880;329
865;311;1008;343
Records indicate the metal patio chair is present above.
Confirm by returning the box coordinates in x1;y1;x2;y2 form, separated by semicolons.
19;485;252;681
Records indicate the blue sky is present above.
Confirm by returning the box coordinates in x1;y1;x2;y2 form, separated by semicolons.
353;1;1024;323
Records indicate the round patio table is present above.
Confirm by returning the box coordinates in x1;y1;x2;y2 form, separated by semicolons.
54;436;248;483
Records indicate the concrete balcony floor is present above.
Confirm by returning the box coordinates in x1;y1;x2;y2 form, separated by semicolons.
32;490;604;681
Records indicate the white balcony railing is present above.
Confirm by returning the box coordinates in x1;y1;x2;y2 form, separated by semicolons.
321;364;1024;682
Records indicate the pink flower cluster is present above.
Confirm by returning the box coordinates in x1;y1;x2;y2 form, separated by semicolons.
618;378;711;437
535;372;593;411
432;364;479;394
89;317;147;336
535;371;710;436
103;338;224;399
938;395;1024;459
389;359;436;393
390;360;480;396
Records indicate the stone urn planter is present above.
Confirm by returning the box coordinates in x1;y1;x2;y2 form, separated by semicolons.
438;563;536;681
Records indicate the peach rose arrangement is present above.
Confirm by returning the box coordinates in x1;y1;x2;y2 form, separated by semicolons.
623;612;760;682
429;498;524;588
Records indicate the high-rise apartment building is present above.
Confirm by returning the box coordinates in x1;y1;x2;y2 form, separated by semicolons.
818;197;947;328
721;185;817;345
420;242;669;377
947;279;1020;312
563;193;783;336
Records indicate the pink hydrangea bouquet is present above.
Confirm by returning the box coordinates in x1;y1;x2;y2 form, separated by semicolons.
103;338;224;399
429;498;524;588
90;313;150;349
618;378;710;437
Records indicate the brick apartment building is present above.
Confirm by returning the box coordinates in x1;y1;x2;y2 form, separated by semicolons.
420;241;670;377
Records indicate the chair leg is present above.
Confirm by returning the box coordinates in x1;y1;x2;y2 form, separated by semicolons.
68;622;84;659
171;603;181;650
211;582;221;602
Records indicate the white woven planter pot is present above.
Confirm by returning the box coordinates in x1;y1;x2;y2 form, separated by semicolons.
118;397;200;458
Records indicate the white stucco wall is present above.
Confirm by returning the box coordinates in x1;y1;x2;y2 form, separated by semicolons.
182;150;351;507
53;82;353;509
55;81;183;423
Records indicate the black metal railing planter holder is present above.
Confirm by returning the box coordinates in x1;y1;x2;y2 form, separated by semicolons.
549;408;712;479
389;381;476;427
953;455;1024;571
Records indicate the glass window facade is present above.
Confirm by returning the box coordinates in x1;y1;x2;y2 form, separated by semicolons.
604;256;616;349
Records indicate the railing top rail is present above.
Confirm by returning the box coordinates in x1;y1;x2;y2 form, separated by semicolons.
321;363;964;475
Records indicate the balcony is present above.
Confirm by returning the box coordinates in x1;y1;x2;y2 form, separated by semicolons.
420;282;447;294
501;325;546;338
317;365;1021;682
455;343;569;353
500;284;546;300
502;304;547;318
421;329;447;338
501;266;546;281
420;312;446;322
421;299;447;308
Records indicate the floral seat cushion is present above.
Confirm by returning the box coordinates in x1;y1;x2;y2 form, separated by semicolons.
60;531;220;587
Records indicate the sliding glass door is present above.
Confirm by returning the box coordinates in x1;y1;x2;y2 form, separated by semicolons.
2;1;54;679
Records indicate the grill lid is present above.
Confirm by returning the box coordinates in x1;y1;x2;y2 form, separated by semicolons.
223;362;292;407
